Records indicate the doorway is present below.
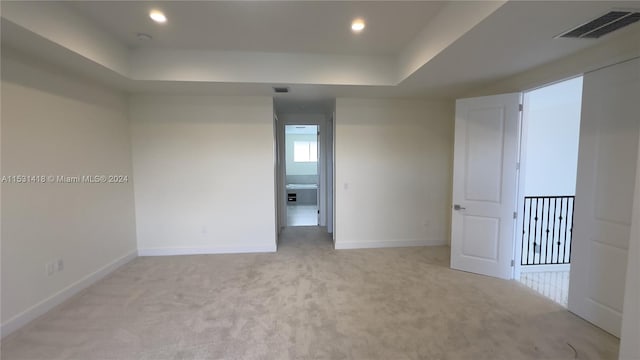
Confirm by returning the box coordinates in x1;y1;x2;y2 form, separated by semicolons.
285;125;319;226
515;76;583;307
450;59;638;339
273;98;335;240
449;77;583;287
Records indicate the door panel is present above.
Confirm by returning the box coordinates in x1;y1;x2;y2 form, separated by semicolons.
465;108;506;203
451;93;521;280
462;216;500;260
568;58;639;337
586;241;627;311
594;126;638;225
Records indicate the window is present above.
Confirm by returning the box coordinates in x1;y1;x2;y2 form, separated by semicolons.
293;141;318;162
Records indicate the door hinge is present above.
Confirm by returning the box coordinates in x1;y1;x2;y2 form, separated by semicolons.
516;162;520;170
317;210;320;214
519;104;523;112
511;259;515;267
513;211;517;219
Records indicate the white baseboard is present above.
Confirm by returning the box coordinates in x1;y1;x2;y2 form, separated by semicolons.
1;250;138;339
520;263;571;273
334;239;446;250
138;244;277;256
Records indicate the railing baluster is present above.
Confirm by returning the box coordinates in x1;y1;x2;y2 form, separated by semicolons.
528;198;533;265
551;197;557;264
540;197;544;264
565;198;576;263
558;195;568;263
545;197;551;264
533;198;540;264
564;197;569;264
520;198;529;265
543;198;548;264
567;197;571;264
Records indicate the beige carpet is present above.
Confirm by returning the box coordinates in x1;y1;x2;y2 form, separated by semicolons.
2;227;618;359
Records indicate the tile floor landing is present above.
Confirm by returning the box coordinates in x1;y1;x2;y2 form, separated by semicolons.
286;204;318;226
519;270;570;307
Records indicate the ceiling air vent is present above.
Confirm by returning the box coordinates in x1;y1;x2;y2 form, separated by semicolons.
273;87;290;94
558;10;640;39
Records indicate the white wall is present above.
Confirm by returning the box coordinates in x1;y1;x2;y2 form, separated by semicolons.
523;77;582;197
1;50;137;335
335;98;454;249
130;95;276;255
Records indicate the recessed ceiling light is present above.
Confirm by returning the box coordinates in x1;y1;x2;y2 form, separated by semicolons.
351;19;365;32
149;10;167;24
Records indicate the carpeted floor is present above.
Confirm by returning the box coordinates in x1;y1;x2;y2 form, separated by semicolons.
2;227;619;360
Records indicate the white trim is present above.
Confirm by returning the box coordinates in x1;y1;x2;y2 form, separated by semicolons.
520;263;570;273
514;78;582;280
513;91;529;280
1;250;138;338
335;239;446;250
138;244;276;256
277;114;331;230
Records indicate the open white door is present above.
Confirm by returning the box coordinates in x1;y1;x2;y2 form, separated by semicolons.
451;93;521;280
568;58;639;337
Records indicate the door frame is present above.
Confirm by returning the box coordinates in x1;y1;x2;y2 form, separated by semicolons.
275;113;333;233
513;94;526;280
513;75;583;279
456;85;580;280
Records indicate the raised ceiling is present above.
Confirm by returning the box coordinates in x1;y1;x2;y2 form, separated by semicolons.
2;1;640;102
71;1;445;56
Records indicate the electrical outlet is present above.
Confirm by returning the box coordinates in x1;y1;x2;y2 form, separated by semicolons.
56;259;64;272
45;262;55;276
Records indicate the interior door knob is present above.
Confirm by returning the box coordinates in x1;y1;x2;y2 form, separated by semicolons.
453;204;466;210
